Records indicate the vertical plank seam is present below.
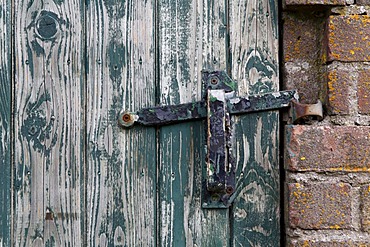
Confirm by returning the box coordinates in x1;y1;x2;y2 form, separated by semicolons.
83;0;88;245
154;0;160;246
225;0;235;246
225;0;232;76
10;0;15;243
277;0;286;245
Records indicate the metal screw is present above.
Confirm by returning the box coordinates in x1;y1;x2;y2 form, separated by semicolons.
122;114;131;123
226;186;234;194
118;112;136;127
211;194;220;201
210;77;219;85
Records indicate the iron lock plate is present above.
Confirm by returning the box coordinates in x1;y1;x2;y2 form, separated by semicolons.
118;70;323;208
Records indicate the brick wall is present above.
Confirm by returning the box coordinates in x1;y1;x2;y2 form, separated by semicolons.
283;2;370;246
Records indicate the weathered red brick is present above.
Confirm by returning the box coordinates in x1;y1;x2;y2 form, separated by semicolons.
328;15;370;62
285;125;370;172
287;239;370;247
361;184;370;232
283;13;325;62
356;0;370;5
288;182;352;229
358;70;370;114
283;12;326;104
285;0;345;6
327;69;351;115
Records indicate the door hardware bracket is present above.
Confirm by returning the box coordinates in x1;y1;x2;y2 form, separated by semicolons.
118;70;323;209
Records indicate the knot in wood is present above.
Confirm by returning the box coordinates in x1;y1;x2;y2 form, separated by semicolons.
35;11;59;40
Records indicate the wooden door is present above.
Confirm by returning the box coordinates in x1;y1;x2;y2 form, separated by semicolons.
0;0;280;246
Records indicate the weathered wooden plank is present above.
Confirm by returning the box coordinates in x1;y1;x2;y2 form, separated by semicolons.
229;0;280;246
13;0;85;245
232;112;280;246
158;0;229;246
0;0;11;245
85;0;157;245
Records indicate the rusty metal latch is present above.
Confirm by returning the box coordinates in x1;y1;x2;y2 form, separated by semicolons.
118;71;323;209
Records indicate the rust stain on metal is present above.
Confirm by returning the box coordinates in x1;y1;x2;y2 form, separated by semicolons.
122;113;131;122
290;100;323;123
118;112;137;127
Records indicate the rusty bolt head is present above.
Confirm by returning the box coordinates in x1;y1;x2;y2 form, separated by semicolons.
226;186;234;194
209;76;219;85
118;111;137;127
122;113;131;123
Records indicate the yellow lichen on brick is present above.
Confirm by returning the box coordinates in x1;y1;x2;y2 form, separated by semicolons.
351;15;360;21
366;185;370;195
329;224;341;229
329;167;370;172
327;71;337;102
302;240;309;247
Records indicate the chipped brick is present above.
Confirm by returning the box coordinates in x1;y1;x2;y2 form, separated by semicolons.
328;15;370;62
361;184;370;232
358;70;370;114
288;182;352;230
327;69;351;115
285;125;370;172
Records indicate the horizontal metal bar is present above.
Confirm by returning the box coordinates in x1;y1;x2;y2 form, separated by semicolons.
132;101;206;126
227;90;298;115
118;90;298;127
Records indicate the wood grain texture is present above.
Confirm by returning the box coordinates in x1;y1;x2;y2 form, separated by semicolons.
85;0;157;245
6;0;283;245
158;0;229;246
229;0;280;246
13;0;85;245
0;0;11;245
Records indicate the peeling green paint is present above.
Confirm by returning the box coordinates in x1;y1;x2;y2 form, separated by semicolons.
0;0;11;244
31;40;45;57
108;41;126;80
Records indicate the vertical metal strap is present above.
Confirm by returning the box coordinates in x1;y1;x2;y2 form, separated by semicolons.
206;89;227;192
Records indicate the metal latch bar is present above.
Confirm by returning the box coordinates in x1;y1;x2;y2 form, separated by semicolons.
207;89;227;192
118;90;298;128
118;70;323;209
